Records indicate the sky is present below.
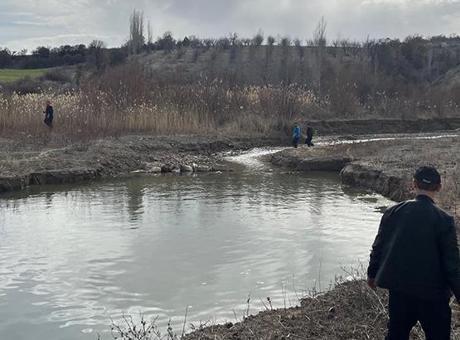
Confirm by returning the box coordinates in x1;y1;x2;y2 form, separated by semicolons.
0;0;459;52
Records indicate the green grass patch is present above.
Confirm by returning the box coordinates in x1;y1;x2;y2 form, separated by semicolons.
0;68;50;83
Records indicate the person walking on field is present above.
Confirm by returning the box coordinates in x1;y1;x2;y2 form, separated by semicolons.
292;123;301;148
43;100;54;128
367;166;460;340
305;123;314;147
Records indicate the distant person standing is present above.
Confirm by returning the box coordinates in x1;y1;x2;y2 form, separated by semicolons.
367;166;460;340
305;123;314;147
43;100;53;128
292;123;301;148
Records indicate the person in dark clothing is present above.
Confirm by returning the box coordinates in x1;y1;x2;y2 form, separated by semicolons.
292;123;301;148
43;100;54;128
367;166;460;340
304;123;314;147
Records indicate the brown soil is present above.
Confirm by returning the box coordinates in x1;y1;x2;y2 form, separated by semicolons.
0;135;282;194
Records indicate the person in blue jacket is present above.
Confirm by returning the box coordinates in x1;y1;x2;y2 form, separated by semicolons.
292;123;301;148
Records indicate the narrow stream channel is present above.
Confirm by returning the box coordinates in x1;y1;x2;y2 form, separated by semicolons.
0;148;393;340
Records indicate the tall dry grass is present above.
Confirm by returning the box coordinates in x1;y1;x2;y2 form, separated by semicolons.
0;63;323;141
1;61;458;142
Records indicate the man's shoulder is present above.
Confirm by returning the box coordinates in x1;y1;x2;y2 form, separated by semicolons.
385;200;412;215
433;204;455;223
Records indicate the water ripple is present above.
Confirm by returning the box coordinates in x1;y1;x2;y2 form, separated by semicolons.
0;160;392;339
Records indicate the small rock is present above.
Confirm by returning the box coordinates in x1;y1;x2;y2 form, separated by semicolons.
148;167;162;173
180;164;194;172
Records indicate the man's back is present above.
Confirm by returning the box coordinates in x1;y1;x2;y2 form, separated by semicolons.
368;195;460;300
368;166;460;340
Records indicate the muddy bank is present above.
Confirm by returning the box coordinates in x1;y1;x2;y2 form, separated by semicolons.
310;117;460;136
341;163;412;202
184;279;460;340
185;280;390;340
0;135;283;194
269;135;459;208
270;150;410;202
2;116;459;194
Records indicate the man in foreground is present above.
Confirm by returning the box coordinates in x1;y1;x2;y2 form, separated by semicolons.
367;166;460;340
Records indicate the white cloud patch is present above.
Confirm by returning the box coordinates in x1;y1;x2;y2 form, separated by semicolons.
0;0;459;51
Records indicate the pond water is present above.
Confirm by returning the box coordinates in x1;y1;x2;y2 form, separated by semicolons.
0;151;392;340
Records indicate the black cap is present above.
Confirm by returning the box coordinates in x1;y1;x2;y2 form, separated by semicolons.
414;166;441;185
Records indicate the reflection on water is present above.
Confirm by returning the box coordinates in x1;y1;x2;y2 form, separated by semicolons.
0;166;392;340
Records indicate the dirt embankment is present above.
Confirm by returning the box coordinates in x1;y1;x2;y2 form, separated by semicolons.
1;117;458;195
270;135;460;212
0;135;283;194
184;279;460;340
185;280;392;340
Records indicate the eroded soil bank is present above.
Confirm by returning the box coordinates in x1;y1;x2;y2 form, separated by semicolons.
270;134;459;214
0;135;283;194
1;118;458;195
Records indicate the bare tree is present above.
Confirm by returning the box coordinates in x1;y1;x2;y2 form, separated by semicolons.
313;17;327;48
88;40;107;70
313;17;327;100
294;38;304;59
267;36;276;47
279;37;291;82
147;20;153;46
129;9;145;55
252;30;264;46
264;36;276;84
279;37;291;47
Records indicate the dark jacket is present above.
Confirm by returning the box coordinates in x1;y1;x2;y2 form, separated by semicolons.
368;195;460;301
45;105;53;120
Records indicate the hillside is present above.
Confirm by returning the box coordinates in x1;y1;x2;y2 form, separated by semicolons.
136;40;460;87
0;37;459;140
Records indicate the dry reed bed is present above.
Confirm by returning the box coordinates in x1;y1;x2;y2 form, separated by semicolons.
2;60;457;143
0;88;302;141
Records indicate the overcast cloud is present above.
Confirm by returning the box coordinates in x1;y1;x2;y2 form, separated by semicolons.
1;0;459;51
